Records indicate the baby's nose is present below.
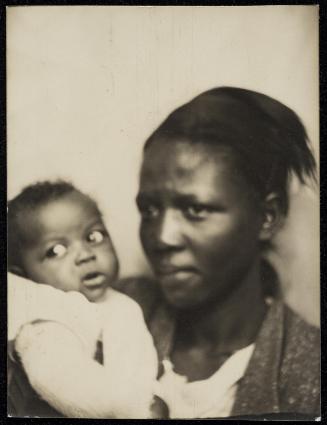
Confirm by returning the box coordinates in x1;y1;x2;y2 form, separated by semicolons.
75;242;96;265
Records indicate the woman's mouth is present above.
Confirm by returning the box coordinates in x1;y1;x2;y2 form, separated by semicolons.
156;266;198;281
155;266;202;307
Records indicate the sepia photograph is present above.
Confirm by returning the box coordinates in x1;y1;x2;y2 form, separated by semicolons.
7;5;320;419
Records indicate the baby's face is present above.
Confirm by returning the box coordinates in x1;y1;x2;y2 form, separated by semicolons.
18;191;119;302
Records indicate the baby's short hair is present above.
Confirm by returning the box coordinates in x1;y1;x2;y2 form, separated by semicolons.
8;180;100;268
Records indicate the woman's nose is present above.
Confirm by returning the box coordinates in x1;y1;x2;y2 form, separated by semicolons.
75;242;96;265
156;209;184;249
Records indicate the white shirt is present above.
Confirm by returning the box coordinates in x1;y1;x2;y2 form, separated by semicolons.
155;343;255;418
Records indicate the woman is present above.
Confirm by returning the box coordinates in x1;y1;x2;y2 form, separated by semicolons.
122;86;320;418
8;87;319;418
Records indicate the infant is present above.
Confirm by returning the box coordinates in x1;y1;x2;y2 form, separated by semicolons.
7;180;159;418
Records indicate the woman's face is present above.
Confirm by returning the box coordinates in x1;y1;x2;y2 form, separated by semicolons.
137;139;265;310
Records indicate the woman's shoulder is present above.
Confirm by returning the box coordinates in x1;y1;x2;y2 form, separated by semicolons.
234;300;320;416
282;303;320;352
279;302;320;414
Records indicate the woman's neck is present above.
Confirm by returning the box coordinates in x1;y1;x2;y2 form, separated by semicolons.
174;260;268;354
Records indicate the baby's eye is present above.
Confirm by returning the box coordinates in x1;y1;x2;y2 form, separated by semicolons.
87;230;106;244
45;244;67;259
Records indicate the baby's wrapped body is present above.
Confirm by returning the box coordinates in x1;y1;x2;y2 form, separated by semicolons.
8;275;159;418
7;181;161;418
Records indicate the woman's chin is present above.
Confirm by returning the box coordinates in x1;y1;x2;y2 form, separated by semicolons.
160;282;207;310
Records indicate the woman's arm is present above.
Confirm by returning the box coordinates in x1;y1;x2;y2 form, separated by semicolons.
15;321;153;418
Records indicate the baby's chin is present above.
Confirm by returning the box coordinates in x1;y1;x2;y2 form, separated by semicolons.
82;284;109;303
80;272;116;302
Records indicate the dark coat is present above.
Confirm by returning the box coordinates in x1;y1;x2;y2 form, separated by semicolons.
118;277;320;419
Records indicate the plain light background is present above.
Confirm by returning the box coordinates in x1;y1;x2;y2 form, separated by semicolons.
7;5;319;325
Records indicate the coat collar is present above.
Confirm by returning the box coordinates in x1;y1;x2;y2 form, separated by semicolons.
149;297;285;415
231;300;285;415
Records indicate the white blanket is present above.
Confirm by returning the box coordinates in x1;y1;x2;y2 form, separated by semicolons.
8;273;158;418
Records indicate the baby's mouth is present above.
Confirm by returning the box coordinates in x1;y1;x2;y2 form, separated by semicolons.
82;272;106;288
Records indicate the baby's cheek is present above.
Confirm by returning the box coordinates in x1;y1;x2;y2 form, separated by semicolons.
27;263;55;285
43;263;76;291
101;247;119;275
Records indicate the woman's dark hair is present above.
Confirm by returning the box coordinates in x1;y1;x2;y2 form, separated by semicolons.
7;180;100;268
144;87;317;215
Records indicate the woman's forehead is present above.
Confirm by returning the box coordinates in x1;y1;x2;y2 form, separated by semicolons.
140;139;248;197
142;138;237;178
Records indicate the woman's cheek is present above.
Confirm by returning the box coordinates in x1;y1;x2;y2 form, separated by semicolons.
194;228;243;269
140;224;155;251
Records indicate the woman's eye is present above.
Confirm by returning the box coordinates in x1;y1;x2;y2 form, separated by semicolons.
87;230;105;244
184;205;212;220
45;244;67;259
139;205;160;219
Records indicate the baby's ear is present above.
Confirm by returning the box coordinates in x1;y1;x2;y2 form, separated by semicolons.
9;265;25;278
259;192;284;242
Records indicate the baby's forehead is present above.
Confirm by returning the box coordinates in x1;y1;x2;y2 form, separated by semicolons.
17;191;103;244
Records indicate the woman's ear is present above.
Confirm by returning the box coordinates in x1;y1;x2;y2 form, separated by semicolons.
9;265;25;277
259;193;284;242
